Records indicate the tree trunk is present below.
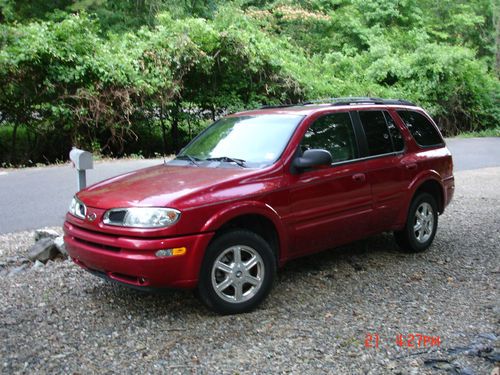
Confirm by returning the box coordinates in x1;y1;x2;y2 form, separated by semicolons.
10;123;19;164
171;99;181;154
160;102;168;156
496;2;500;76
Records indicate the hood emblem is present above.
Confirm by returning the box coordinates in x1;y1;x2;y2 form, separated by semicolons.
87;212;97;222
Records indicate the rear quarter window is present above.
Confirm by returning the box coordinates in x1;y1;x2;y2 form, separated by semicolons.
397;110;443;147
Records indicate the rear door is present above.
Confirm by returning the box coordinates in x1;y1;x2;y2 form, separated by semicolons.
286;111;373;257
353;110;415;232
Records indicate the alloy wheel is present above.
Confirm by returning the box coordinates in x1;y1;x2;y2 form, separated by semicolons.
211;245;264;303
413;202;434;243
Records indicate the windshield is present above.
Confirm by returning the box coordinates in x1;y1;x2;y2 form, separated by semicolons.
174;114;304;168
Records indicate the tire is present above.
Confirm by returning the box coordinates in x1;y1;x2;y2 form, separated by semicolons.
394;192;438;253
197;229;276;314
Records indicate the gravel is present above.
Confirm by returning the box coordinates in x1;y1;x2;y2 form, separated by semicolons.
1;167;499;374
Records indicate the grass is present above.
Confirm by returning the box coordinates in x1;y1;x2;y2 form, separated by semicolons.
457;127;500;138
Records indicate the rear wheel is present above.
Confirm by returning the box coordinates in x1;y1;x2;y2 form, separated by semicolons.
197;229;276;314
394;192;438;253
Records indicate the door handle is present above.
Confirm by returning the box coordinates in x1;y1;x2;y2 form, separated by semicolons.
405;163;418;170
352;173;366;182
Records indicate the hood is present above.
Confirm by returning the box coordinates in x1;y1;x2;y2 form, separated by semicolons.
78;164;256;209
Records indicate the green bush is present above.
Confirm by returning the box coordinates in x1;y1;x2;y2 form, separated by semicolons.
0;1;498;166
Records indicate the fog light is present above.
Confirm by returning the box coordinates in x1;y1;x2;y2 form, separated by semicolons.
156;249;172;257
155;247;186;257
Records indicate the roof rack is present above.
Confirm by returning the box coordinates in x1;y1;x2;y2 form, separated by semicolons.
304;97;416;106
259;97;416;110
333;97;416;106
259;103;297;109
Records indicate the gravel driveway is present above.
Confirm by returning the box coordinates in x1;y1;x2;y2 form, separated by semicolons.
1;168;499;374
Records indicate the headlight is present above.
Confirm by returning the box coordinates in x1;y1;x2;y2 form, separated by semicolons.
103;207;181;228
69;196;86;219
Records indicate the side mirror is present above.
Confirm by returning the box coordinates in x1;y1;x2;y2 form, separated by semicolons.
293;149;332;170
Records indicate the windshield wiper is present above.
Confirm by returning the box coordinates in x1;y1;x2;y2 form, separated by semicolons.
205;156;247;168
175;154;200;167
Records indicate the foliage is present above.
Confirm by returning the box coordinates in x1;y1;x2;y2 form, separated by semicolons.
0;0;498;165
457;127;500;138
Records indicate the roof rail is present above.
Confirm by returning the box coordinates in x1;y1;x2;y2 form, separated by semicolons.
259;103;298;109
259;97;417;110
303;97;417;106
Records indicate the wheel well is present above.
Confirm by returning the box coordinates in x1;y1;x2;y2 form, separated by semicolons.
415;180;444;213
216;214;280;261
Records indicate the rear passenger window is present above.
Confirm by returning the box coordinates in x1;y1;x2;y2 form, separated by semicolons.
358;111;394;156
301;112;358;163
384;112;405;152
397;110;443;147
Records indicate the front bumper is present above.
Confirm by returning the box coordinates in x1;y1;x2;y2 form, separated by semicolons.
63;221;214;289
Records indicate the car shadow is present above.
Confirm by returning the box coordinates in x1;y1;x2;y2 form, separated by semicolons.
278;232;400;277
82;232;442;318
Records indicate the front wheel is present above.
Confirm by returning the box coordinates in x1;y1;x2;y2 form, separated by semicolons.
394;192;438;253
197;229;276;314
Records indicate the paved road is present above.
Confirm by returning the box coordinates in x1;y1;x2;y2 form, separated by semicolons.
0;159;162;234
445;137;500;171
0;137;499;234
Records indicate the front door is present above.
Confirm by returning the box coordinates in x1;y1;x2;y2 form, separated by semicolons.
285;111;372;257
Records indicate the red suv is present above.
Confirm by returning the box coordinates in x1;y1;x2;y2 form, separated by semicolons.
64;98;454;314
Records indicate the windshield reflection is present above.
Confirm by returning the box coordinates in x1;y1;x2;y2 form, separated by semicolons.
173;114;304;168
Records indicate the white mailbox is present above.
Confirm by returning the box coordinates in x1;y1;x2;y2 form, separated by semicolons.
69;147;93;191
69;147;93;170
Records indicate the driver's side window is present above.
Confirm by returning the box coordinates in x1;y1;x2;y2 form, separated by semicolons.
301;112;358;163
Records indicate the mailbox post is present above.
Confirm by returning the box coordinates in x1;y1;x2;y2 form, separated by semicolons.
69;147;93;191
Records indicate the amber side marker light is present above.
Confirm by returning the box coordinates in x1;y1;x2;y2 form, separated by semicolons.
155;247;187;257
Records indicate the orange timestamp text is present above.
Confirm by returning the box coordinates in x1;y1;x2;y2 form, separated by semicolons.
364;333;441;349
